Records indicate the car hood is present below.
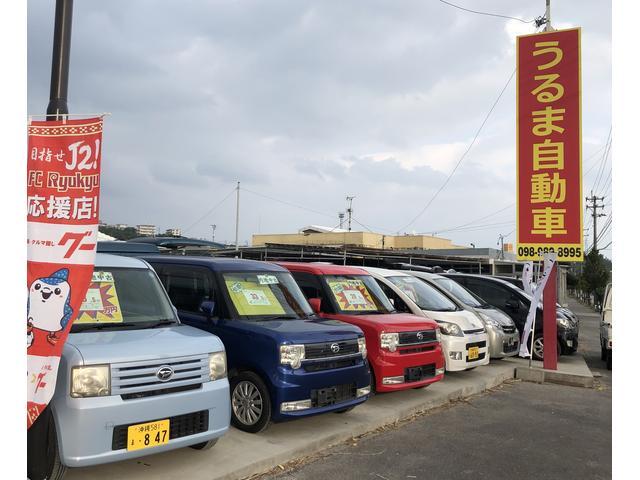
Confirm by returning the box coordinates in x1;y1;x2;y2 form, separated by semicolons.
236;317;363;344
422;309;485;330
475;307;515;327
66;325;224;365
327;312;438;332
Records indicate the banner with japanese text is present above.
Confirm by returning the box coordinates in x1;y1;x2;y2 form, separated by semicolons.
27;117;103;428
516;28;583;262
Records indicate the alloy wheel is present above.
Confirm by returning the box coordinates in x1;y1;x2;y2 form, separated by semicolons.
533;337;544;359
232;380;263;426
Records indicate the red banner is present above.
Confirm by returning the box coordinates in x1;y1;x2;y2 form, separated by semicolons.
516;28;583;262
27;117;103;428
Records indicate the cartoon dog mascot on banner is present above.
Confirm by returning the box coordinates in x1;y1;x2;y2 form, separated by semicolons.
27;268;73;348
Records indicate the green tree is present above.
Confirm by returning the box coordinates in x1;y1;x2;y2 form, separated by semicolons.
99;226;140;241
579;249;611;308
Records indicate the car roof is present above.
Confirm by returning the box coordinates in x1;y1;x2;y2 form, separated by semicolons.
402;270;444;281
141;255;288;273
95;253;150;269
444;273;522;289
359;266;410;278
276;262;369;276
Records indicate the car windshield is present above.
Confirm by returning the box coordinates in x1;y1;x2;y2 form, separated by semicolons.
387;276;458;312
322;274;394;314
431;277;484;308
71;268;176;332
222;272;313;320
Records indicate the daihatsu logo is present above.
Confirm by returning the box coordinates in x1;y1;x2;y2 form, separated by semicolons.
156;366;174;382
330;343;340;353
417;332;424;341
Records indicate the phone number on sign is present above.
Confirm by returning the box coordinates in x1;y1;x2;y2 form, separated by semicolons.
517;246;583;259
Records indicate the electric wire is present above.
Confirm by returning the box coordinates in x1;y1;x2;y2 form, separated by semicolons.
422;203;515;235
240;187;336;219
438;0;536;23
182;186;237;234
591;127;612;193
397;68;516;233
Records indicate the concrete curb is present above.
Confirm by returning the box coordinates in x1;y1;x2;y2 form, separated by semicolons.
507;354;594;388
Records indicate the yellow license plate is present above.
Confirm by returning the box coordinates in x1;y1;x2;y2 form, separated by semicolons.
468;346;480;360
127;419;170;451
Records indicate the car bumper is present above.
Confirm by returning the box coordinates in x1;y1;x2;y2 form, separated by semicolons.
559;329;579;353
271;357;371;421
486;328;520;358
371;343;445;393
51;379;230;468
442;333;490;371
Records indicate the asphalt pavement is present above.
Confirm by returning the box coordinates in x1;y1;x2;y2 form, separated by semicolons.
265;298;611;480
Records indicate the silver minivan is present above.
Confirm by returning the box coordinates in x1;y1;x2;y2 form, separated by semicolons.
45;254;230;479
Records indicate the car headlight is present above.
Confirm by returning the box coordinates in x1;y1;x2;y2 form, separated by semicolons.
380;332;399;352
478;312;501;329
438;321;463;337
358;337;367;359
557;317;571;329
71;365;110;398
280;344;305;369
209;352;227;381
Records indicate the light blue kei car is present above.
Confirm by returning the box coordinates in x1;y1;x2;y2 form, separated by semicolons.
45;253;230;479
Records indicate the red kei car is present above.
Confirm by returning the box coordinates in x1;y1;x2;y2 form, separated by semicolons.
278;263;445;393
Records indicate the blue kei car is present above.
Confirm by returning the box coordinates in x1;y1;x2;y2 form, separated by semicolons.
144;256;371;433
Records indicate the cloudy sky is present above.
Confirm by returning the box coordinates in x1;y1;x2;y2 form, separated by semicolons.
27;0;612;254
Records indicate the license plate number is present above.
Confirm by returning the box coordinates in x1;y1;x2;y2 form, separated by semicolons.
468;346;479;360
127;419;170;451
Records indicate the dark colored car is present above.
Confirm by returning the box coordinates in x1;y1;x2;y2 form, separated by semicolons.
143;256;371;434
492;275;578;324
442;273;579;361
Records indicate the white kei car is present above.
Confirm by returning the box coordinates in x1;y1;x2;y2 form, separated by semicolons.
360;267;490;372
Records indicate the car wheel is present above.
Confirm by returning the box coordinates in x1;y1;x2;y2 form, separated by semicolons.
44;414;67;480
230;372;271;434
334;405;356;414
532;335;545;361
189;438;218;450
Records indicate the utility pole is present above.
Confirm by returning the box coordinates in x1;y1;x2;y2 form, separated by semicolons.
544;0;552;31
497;234;505;260
235;182;240;252
586;192;606;253
47;0;74;120
346;196;355;232
210;224;216;243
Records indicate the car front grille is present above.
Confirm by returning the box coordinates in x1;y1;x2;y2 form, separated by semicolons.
305;339;359;359
398;330;438;345
303;358;358;372
464;328;485;335
111;410;209;450
404;363;436;383
503;342;519;353
502;325;516;333
111;354;209;398
399;345;437;355
310;383;356;408
466;340;487;349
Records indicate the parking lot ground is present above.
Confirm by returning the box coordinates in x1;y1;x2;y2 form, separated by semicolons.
264;297;611;480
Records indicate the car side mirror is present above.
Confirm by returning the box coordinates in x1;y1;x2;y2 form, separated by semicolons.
308;297;322;314
199;300;216;318
505;300;520;311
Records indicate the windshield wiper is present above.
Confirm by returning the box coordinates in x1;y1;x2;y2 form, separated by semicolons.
146;319;179;328
71;322;142;332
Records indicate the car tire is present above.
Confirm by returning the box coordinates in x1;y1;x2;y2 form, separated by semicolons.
368;362;377;395
230;371;271;434
533;335;562;361
189;438;218;451
44;414;67;480
334;406;356;414
606;352;612;370
601;346;607;361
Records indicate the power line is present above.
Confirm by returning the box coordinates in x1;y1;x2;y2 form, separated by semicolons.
397;68;516;233
438;0;536;23
591;127;612;193
423;203;514;235
182;186;237;234
240;187;336;219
